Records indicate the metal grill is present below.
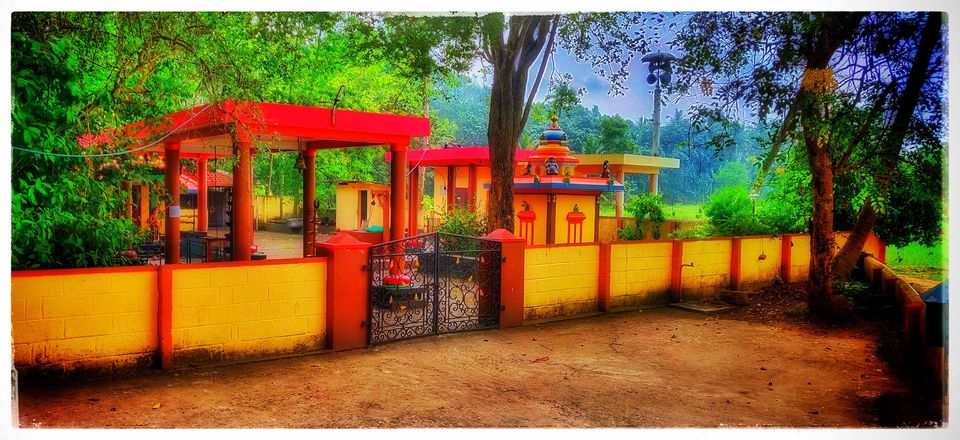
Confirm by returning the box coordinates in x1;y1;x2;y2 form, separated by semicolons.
368;232;502;344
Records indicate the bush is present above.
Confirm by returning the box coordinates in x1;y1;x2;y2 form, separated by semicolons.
618;193;667;240
671;224;715;240
437;207;487;237
704;186;769;236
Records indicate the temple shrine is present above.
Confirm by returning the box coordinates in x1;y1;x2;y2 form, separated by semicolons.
376;115;680;245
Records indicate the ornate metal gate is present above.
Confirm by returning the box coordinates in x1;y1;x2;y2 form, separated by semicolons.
368;232;502;344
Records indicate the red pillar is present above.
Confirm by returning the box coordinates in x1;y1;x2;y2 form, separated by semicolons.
670;240;684;302
315;233;372;351
780;235;793;283
303;149;317;257
163;142;181;264
486;229;526;328
197;155;209;233
408;165;420;236
390;144;408;241
468;164;478;211
649;173;659;195
446;166;457;210
232;134;254;261
159;265;173;370
730;237;743;291
598;242;612;312
546;194;557;244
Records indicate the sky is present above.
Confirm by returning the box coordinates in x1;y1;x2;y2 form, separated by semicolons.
465;13;702;122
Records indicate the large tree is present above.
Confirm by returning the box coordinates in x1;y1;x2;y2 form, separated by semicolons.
831;12;944;278
671;12;944;316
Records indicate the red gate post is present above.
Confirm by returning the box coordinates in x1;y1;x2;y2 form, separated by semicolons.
303;149;317;257
163;141;181;264
315;233;372;351
197;154;209;233
485;229;525;329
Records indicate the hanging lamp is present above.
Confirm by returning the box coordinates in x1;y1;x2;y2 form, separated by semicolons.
294;138;306;171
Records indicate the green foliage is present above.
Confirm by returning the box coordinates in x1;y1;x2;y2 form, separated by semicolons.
671;224;716;240
437;207;488;238
832;279;872;304
546;82;581;118
618;193;666;240
755;146;812;234
713;161;751;189
704;186;767;236
598;115;638;153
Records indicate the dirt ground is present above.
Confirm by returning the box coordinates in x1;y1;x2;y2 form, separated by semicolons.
16;284;941;428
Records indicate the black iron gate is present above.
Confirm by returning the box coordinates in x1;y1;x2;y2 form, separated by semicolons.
368;232;502;344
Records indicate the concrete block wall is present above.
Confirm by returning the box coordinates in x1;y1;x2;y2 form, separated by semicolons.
11;267;159;377
609;241;673;307
12;258;328;377
523;244;600;320
788;235;811;282
740;236;783;290
171;261;327;366
680;239;733;299
863;256;943;386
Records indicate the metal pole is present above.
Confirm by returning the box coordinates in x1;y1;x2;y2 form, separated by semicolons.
652;82;662;157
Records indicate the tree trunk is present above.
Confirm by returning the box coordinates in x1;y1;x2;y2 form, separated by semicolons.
804;125;837;311
797;12;866;317
751;102;797;194
832;12;942;279
484;15;553;232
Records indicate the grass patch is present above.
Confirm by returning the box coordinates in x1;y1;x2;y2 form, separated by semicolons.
664;204;705;221
886;238;946;281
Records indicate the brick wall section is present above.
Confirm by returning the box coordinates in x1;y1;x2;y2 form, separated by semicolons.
171;261;327;366
739;237;783;290
12;267;159;377
679;239;733;299
609;242;672;307
788;235;811;282
523;244;600;320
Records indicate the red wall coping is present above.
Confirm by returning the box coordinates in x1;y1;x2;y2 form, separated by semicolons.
12;264;159;278
168;257;327;271
12;257;327;277
526;242;601;249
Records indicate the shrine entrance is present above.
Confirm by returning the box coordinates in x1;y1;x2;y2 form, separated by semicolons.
368;232;502;344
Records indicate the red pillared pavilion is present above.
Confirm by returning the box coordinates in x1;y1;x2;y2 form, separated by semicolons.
85;101;429;263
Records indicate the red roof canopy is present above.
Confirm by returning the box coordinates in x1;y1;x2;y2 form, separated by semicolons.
385;146;535;167
82;101;431;157
180;169;233;194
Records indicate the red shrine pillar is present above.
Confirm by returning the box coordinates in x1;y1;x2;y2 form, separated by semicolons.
650;173;659;195
232;133;254;261
546;194;557;245
468;164;478;211
303;149;317;257
446;166;457;211
390;144;408;241
197;155;209;232
163;142;181;264
408;165;420;236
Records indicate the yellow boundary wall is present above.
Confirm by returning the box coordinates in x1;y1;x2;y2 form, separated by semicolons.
609;241;673;308
523;244;600;320
12;259;328;377
521;231;882;322
12;267;159;377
